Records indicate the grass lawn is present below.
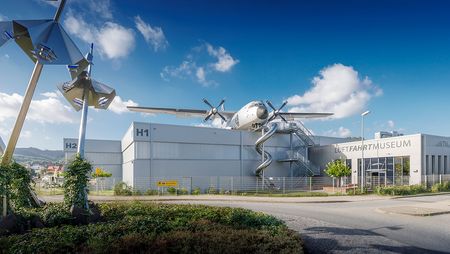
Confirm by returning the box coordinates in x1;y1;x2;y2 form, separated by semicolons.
0;202;303;253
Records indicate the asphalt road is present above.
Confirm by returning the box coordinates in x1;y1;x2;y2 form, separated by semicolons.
172;194;450;254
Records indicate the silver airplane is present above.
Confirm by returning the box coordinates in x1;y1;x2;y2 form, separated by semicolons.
127;99;333;131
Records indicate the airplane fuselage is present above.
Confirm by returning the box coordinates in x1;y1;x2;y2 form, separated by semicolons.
228;101;269;131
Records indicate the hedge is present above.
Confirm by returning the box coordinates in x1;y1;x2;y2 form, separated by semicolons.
0;202;303;254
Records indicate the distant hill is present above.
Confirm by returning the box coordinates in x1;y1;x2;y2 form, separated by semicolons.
14;147;64;163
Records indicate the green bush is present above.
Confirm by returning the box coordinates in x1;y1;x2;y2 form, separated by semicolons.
63;155;92;209
0;202;302;253
0;161;38;210
375;184;428;196
206;187;218;194
178;188;189;195
431;181;450;193
192;187;201;195
167;187;177;195
145;189;159;195
37;203;73;227
113;182;133;196
132;189;142;196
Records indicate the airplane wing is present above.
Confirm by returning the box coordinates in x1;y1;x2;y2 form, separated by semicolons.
279;112;333;120
127;106;236;119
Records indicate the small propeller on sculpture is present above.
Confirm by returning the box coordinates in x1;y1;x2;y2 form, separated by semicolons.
203;98;227;122
266;100;288;123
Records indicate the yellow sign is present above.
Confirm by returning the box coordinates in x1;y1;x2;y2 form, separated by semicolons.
157;180;178;187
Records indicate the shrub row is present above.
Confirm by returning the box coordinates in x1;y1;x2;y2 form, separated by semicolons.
375;182;450;196
113;182;237;196
0;202;302;253
375;184;428;196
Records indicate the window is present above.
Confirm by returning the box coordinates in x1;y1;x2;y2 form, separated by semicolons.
345;159;352;169
426;155;429;175
444;155;448;174
402;156;410;176
432;155;435;174
438;155;442;174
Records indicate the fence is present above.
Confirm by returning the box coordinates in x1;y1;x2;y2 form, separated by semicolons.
33;174;450;195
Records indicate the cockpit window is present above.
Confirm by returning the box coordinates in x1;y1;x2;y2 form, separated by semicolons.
250;101;264;107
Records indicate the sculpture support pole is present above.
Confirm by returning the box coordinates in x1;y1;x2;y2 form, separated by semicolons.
77;88;89;159
77;43;93;159
1;62;44;216
2;63;43;166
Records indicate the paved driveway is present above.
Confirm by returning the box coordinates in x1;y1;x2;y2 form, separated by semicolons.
169;195;450;253
41;194;450;253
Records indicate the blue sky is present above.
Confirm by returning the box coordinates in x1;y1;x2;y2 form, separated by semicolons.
1;0;450;150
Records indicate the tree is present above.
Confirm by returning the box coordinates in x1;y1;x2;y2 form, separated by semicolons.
91;168;112;192
325;160;351;187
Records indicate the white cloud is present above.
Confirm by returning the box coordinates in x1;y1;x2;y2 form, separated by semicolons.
287;63;382;119
108;96;138;114
206;43;239;72
0;14;7;21
324;126;352;138
39;0;113;19
134;16;168;52
161;43;238;86
22;130;32;139
196;67;206;83
64;13;135;60
97;22;135;59
194;117;228;129
41;91;59;98
87;0;113;20
387;120;395;129
0;91;77;124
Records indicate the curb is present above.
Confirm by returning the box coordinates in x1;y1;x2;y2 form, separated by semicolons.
41;196;353;204
390;192;450;199
375;207;450;217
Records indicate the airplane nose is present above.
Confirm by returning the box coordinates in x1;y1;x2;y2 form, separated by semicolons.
257;107;268;119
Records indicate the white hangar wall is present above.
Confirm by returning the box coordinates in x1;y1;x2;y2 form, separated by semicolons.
121;122;306;191
63;138;123;184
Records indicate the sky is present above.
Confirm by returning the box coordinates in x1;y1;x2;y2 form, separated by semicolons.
1;0;450;150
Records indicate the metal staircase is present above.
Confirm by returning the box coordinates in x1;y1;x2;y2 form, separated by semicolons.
253;121;321;190
277;121;321;176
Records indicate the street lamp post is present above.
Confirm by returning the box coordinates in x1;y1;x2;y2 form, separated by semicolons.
361;110;370;193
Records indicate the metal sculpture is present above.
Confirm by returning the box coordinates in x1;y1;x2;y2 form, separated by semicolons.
58;43;116;158
57;43;115;211
0;0;87;165
0;0;87;215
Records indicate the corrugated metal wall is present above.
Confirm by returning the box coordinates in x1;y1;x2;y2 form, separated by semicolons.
122;122;299;190
63;138;122;183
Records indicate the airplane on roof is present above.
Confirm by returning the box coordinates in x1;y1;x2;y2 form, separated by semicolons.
127;99;333;131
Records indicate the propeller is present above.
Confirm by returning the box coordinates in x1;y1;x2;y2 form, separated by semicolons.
203;98;226;122
266;100;288;123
